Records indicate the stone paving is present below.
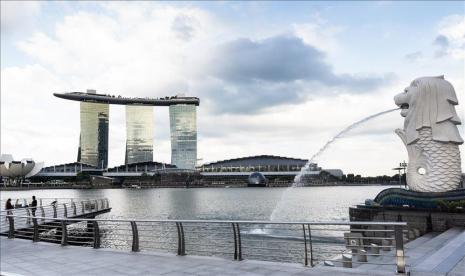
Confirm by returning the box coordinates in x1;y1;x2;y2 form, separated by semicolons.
0;237;397;276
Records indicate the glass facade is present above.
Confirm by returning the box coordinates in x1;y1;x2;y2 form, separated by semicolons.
78;102;109;168
125;105;154;164
169;104;197;169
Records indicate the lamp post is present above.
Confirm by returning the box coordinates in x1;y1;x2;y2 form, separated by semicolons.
392;167;403;189
393;161;408;189
399;161;407;188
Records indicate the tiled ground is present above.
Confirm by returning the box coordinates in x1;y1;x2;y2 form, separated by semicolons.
0;237;397;276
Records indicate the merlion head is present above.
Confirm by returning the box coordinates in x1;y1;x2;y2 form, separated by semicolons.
394;75;463;145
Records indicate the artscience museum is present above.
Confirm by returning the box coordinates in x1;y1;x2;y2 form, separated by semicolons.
0;154;44;186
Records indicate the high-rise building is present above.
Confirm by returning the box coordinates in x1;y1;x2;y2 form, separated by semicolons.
125;105;154;164
78;101;109;168
169;104;197;169
55;91;199;168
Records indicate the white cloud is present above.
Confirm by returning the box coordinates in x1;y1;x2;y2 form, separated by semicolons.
292;17;344;54
435;14;465;59
1;64;76;162
1;1;41;34
4;4;217;167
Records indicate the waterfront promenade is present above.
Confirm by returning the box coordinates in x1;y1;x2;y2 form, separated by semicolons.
1;237;396;276
2;228;465;276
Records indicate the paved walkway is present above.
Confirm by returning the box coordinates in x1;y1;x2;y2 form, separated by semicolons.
0;237;396;276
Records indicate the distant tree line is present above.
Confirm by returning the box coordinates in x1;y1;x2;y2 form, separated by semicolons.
341;173;406;184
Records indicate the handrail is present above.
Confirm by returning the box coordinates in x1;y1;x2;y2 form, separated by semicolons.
0;198;108;210
1;197;90;200
0;211;406;273
0;198;109;213
0;214;408;225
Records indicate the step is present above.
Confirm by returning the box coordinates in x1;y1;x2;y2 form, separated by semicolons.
411;228;465;274
405;232;437;250
324;233;437;272
408;227;463;266
327;229;464;275
448;256;465;276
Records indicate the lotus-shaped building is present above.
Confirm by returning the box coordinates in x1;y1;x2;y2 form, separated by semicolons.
0;154;44;185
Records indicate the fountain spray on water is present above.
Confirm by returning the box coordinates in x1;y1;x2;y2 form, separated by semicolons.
269;108;399;221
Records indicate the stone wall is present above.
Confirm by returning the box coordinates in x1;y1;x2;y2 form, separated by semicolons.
349;205;465;234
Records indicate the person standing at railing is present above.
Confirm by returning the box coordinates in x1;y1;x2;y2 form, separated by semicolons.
4;198;13;211
4;198;13;220
31;196;37;217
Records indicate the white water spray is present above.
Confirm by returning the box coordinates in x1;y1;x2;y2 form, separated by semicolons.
269;108;399;221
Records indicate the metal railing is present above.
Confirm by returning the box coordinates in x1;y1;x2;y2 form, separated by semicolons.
0;198;109;234
0;211;407;273
0;197;105;209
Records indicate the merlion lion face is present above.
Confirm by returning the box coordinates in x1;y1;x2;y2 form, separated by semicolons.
394;76;463;145
393;76;463;192
394;86;415;118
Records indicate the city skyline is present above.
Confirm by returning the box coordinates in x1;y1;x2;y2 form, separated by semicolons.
1;1;464;176
56;90;199;169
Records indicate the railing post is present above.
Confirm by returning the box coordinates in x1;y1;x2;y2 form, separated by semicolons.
93;221;100;249
302;224;309;266
342;253;352;268
235;223;242;261
61;220;68;246
100;199;105;210
358;249;368;262
63;204;68;218
52;203;57;218
394;225;406;274
232;223;238;260
176;222;181;255
32;217;39;242
130;221;139;252
95;200;99;211
176;222;186;256
7;216;14;239
180;222;185;255
307;224;314;267
26;208;31;224
72;202;77;216
40;206;45;223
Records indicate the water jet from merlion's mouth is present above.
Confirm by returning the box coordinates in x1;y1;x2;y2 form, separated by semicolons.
269;108;399;222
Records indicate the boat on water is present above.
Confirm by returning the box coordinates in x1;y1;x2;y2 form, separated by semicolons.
127;184;141;189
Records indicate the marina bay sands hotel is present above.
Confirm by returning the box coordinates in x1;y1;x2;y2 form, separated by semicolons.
54;90;199;169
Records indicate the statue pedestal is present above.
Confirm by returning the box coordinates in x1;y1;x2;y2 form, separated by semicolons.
349;188;465;235
372;188;465;209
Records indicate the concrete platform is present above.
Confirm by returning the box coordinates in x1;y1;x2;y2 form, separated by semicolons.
0;237;397;276
2;228;465;276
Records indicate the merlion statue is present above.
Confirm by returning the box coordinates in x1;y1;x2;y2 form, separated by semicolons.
394;76;463;192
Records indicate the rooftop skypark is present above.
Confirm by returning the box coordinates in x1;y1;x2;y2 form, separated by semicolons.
54;91;200;106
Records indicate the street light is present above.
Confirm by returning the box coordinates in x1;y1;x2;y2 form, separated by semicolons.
392;160;408;189
400;161;407;188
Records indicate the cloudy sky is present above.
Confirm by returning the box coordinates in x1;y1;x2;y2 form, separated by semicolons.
1;1;464;176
